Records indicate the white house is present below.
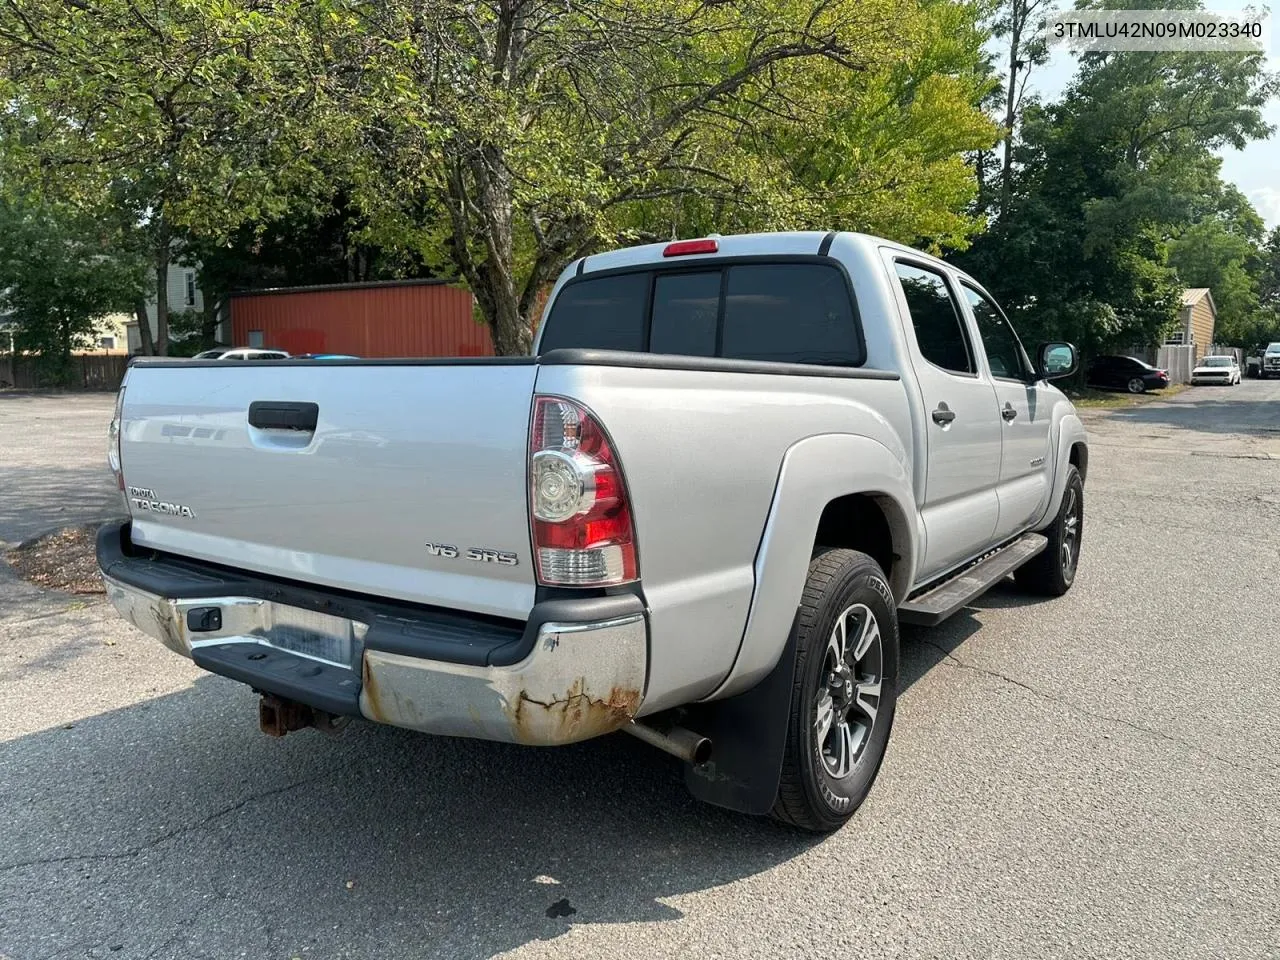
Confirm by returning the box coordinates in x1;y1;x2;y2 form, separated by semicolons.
125;260;207;353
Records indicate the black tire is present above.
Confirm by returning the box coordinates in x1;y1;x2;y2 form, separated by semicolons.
1015;465;1084;597
771;549;900;833
1127;377;1146;394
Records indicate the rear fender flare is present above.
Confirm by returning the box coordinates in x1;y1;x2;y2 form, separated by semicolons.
705;433;916;702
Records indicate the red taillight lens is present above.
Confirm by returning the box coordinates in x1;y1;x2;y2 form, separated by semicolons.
530;396;637;585
663;238;718;257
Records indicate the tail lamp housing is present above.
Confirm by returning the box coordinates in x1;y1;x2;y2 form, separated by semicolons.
529;396;637;586
107;385;125;491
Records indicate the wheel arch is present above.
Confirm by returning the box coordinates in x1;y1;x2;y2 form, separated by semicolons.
813;491;913;600
702;433;917;701
1069;440;1088;482
1033;413;1089;530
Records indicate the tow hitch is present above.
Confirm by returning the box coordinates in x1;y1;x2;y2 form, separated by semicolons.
258;694;350;737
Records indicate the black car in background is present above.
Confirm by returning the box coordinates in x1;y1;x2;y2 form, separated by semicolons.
1086;355;1170;394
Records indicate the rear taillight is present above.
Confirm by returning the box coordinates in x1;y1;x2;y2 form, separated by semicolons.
529;396;637;586
107;385;125;491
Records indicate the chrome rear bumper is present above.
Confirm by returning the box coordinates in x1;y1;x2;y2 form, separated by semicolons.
103;574;648;746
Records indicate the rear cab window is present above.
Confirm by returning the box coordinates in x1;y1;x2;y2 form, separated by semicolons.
539;260;864;367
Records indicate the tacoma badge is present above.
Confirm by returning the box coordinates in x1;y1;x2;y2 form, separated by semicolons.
127;486;196;518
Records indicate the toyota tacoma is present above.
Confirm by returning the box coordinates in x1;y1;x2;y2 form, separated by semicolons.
99;231;1088;832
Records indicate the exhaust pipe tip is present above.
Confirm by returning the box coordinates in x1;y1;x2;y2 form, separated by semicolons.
624;720;713;766
685;734;713;766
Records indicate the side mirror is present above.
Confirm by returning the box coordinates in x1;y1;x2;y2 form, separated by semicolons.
1037;342;1077;380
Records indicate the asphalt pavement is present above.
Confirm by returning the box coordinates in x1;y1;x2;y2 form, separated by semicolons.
1;382;1277;959
0;392;124;549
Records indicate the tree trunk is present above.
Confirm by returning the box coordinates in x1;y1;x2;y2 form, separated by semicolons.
134;297;156;356
200;302;220;347
154;240;170;356
1000;5;1022;218
478;261;534;356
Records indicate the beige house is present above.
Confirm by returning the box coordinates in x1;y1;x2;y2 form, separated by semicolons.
1166;288;1217;362
74;312;131;355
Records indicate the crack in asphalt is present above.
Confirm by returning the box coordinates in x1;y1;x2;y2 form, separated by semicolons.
0;771;333;874
916;638;1276;777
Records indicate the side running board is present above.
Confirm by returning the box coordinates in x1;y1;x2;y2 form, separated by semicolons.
898;533;1049;626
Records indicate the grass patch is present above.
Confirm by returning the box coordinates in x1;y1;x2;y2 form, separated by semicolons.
1066;382;1189;409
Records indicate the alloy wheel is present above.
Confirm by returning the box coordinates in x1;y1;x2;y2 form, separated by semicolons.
814;603;883;779
1061;485;1081;583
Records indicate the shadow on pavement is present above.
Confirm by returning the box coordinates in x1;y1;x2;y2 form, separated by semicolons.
0;673;822;959
0;576;1044;959
1106;398;1280;437
0;463;122;547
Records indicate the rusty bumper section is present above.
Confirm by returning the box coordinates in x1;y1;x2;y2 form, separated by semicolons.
361;616;647;744
102;575;647;746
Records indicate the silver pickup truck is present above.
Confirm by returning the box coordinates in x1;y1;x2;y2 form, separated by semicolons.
99;231;1088;832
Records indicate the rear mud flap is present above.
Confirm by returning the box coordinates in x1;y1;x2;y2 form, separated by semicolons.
683;620;798;816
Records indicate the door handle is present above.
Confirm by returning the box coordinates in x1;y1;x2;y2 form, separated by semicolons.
931;404;956;425
248;401;319;432
1002;403;1018;421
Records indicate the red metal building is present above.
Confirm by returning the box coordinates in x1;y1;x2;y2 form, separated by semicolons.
229;279;492;357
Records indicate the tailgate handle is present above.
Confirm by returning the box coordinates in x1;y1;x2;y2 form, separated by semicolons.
248;401;319;432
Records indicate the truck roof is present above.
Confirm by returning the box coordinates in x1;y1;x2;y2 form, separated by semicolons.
577;230;951;276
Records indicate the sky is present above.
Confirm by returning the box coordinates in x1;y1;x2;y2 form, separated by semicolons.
1026;5;1280;228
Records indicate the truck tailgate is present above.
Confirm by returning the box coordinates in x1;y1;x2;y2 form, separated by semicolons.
118;360;538;618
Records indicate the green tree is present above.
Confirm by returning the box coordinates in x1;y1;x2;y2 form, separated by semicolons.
989;0;1056;217
172;199;425;351
956;39;1277;359
1243;225;1280;348
1167;192;1265;344
0;0;335;354
0;198;145;383
340;0;997;354
1257;227;1280;312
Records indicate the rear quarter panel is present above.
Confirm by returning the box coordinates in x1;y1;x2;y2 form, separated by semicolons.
535;362;913;713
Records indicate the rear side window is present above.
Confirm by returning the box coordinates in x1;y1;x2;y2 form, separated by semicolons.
539;271;648;352
540;261;862;366
895;263;974;375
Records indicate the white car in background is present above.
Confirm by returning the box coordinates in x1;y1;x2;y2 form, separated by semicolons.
191;347;290;361
1191;355;1241;385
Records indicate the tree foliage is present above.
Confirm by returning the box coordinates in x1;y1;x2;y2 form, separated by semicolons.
957;37;1277;358
332;0;997;353
1;0;1275;362
0;198;144;382
0;0;338;353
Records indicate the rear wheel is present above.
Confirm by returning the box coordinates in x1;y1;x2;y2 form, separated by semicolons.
1016;465;1084;597
772;549;899;833
1127;377;1146;394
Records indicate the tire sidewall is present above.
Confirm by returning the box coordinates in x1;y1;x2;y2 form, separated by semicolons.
795;557;900;826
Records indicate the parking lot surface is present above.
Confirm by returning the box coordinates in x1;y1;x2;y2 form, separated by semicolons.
1;382;1277;959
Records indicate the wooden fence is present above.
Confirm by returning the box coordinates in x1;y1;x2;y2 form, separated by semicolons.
0;354;129;390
